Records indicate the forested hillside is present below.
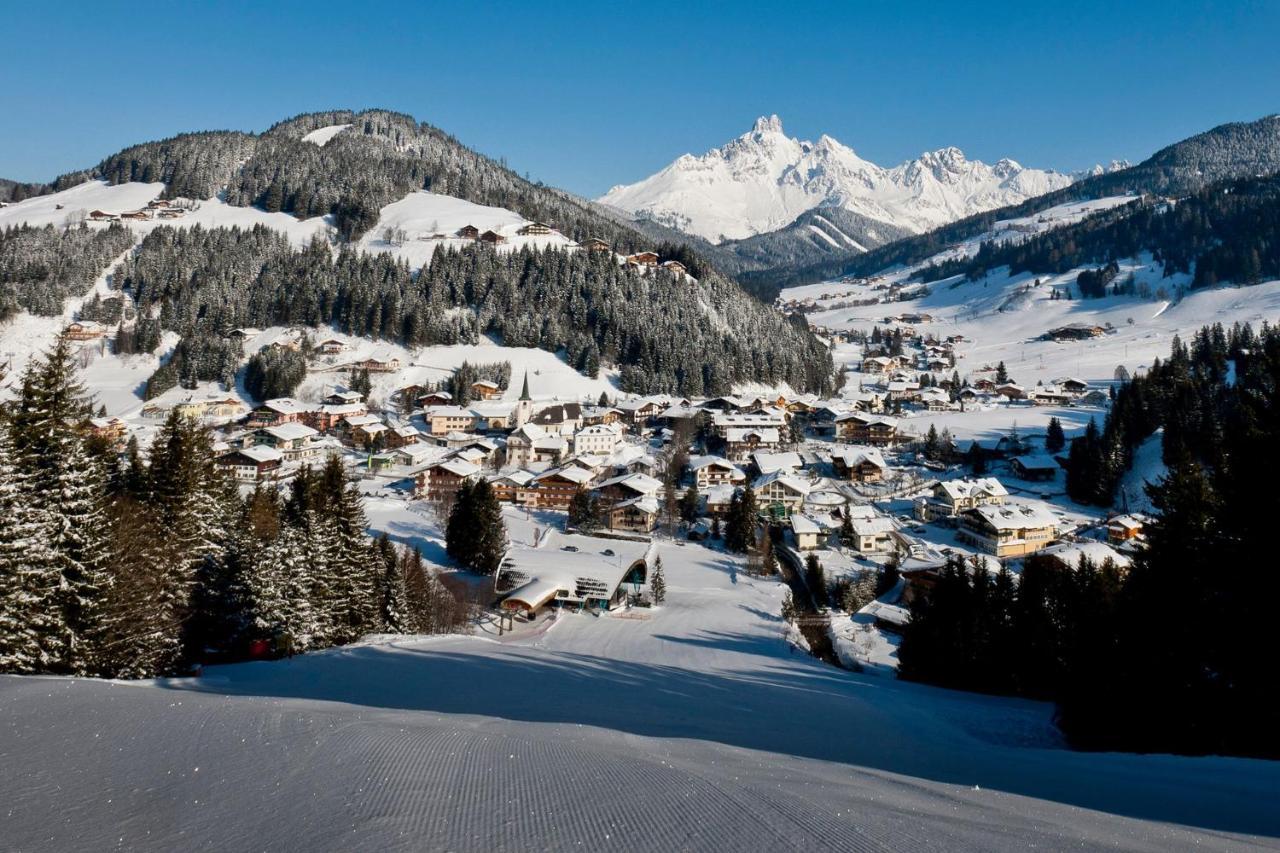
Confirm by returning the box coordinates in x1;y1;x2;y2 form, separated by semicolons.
0;223;136;319
120;224;834;396
745;114;1280;295
1;109;837;395
0;178;53;203
918;173;1280;290
900;322;1280;758
55;109;699;250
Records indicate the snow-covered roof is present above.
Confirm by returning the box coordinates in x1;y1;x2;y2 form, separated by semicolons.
851;516;895;536
429;458;481;478
260;422;318;441
753;471;811;495
425;405;475;418
1010;454;1059;471
752;451;803;474
489;469;535;487
968;503;1058;531
535;466;594;485
222;446;282;463
509;423;547;442
687;454;734;471
595;472;661;496
790;514;823;535
612;496;660;515
321;403;366;417
262;397;307;415
1038;540;1132;569
714;412;786;427
576;422;623;436
829;446;887;469
937;477;1008;501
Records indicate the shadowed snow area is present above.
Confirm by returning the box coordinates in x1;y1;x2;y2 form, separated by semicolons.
2;541;1277;851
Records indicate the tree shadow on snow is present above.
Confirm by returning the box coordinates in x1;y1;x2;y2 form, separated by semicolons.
157;639;1280;838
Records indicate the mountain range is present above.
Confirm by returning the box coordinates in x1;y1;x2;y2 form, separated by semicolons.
748;113;1280;294
598;115;1101;245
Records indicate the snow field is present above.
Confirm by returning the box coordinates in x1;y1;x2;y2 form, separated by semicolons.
4;514;1279;850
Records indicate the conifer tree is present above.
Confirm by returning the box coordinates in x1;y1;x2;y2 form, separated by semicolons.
1045;417;1066;453
377;535;408;633
0;419;58;673
679;483;700;523
649;557;666;605
760;529;778;576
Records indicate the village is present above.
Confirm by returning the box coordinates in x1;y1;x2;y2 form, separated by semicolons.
69;314;1141;665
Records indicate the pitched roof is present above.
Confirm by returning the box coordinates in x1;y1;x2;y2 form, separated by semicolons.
968;503;1058;531
751;451;803;474
260;422;317;441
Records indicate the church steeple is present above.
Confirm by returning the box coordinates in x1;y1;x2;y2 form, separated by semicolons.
520;371;530;401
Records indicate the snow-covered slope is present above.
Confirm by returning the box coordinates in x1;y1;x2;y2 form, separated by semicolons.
4;506;1278;850
355;191;576;268
300;123;351;147
599;116;1076;243
783;195;1280;444
0;180;333;247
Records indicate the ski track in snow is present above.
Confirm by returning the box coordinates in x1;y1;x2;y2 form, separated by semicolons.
2;529;1278;851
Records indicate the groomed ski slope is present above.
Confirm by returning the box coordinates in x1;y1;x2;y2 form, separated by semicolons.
3;517;1278;851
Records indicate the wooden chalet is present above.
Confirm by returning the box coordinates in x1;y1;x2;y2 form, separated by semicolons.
470;379;502;400
834;413;898;446
625;251;660;267
64;320;106;341
829;446;887;482
528;466;595;509
414;458;481;502
457;224;480;239
215;446;283;482
606;497;660;533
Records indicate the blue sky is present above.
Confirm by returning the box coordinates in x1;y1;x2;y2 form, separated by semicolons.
2;1;1278;197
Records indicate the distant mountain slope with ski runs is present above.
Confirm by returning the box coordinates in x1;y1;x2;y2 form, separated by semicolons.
598;115;1089;244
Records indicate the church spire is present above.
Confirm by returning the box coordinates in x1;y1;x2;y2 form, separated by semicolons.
519;371;530;401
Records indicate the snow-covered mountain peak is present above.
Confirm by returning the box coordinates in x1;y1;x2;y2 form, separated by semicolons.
751;114;785;134
599;119;1078;243
992;157;1024;178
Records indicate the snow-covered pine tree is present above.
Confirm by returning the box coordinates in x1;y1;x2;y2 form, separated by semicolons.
8;337;112;673
251;524;315;655
377;536;408;634
0;420;59;673
50;428;112;675
94;496;184;677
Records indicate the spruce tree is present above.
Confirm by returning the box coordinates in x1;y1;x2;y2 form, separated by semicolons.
445;481;477;568
377;535;408;633
679;483;700;523
1045;417;1066;453
649;557;666;605
469;479;506;576
760;529;778;576
0;419;59;673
